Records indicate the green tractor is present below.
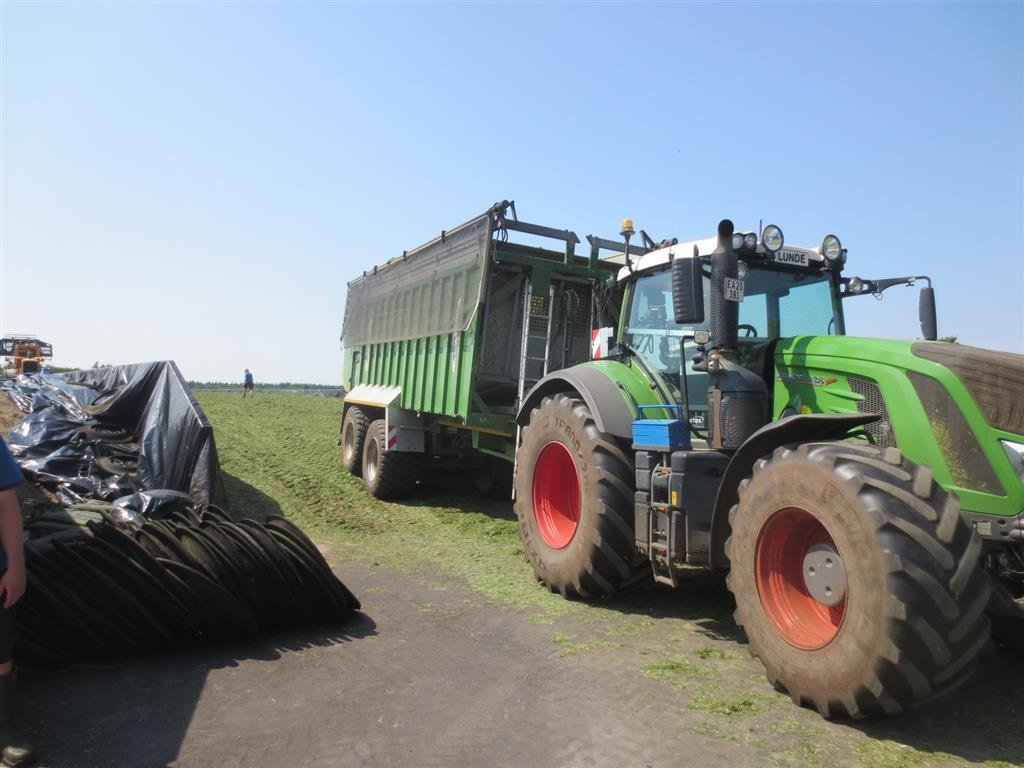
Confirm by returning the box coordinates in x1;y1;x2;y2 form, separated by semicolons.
515;218;1024;717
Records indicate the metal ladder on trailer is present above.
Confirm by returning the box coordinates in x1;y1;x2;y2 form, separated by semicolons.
517;280;555;407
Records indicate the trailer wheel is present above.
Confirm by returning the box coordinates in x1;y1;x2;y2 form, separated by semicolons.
341;406;370;477
725;442;991;718
361;419;418;500
472;457;513;499
515;393;647;598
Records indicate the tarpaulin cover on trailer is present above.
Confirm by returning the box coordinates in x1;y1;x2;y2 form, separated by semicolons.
341;213;491;347
3;361;225;507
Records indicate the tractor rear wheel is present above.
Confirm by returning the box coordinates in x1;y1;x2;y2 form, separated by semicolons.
725;441;991;718
514;393;648;598
341;406;370;476
361;419;418;500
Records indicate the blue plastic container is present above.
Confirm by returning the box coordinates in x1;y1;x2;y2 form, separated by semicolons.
631;405;691;450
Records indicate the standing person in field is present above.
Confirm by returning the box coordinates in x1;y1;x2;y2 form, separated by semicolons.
0;437;35;767
243;368;254;398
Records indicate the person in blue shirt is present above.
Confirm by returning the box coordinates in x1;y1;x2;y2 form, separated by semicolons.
243;369;255;398
0;437;34;767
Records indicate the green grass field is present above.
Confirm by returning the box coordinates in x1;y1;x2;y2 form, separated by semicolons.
197;391;1024;768
198;390;564;610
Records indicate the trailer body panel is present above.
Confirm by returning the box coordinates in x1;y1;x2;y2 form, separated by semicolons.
341;205;617;441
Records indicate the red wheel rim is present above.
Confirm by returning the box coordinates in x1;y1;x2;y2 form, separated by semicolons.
532;442;580;549
755;507;846;650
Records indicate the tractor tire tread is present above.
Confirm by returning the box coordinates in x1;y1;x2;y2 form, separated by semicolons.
725;441;991;719
515;393;648;598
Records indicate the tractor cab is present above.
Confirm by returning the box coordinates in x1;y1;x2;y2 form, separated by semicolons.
617;230;843;433
609;223;936;440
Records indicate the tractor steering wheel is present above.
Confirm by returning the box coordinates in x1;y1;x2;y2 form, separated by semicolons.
738;324;759;338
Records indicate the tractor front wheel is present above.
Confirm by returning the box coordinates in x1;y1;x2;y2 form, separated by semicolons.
726;442;991;718
514;393;647;598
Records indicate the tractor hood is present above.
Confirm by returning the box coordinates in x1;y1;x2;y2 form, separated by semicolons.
772;335;1024;519
775;336;917;364
776;336;1024;436
912;341;1024;436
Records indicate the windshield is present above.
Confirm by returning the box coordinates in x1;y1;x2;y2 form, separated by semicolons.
625;265;841;362
623;265;842;420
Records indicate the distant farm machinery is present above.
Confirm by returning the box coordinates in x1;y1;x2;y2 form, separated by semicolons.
1;336;53;377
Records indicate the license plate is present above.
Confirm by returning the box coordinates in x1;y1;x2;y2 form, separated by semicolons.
774;249;810;267
724;277;745;303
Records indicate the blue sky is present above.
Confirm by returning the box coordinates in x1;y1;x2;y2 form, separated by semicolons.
2;2;1021;384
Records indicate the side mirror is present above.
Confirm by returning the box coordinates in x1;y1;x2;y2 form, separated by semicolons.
919;285;937;341
672;251;705;325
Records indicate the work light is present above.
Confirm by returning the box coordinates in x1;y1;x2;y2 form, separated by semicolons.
761;224;784;253
821;234;843;261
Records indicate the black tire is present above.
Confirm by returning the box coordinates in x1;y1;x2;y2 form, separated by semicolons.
84;388;124;416
361;419;418;500
472;456;514;499
341;406;370;477
80;421;131;442
725;441;991;718
95;455;138;476
514;393;648;598
988;582;1024;655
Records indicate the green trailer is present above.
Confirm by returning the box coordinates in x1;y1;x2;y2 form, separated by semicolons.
339;201;626;497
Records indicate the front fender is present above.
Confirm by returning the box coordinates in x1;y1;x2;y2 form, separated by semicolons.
515;361;664;441
708;413;880;568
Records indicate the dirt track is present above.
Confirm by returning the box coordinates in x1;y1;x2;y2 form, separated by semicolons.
19;557;1024;768
23;563;735;768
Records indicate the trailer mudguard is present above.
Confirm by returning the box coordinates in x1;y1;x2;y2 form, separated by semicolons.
343;384;402;409
515;363;641;441
708;412;880;568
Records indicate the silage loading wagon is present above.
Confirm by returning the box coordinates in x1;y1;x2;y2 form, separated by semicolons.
339;201;631;497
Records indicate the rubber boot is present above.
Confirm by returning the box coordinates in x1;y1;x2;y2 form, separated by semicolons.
0;674;36;768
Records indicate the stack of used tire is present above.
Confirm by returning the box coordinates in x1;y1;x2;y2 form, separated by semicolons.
80;417;141;479
16;503;360;667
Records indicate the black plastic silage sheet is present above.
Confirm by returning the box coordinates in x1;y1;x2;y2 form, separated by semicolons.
4;361;225;508
3;363;360;667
